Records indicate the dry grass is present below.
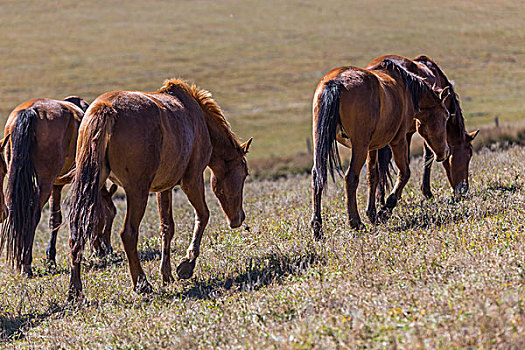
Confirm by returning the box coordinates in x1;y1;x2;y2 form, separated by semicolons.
0;0;523;161
1;0;524;348
1;145;524;348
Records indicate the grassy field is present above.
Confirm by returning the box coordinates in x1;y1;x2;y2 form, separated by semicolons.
1;0;523;162
1;145;525;348
1;0;525;348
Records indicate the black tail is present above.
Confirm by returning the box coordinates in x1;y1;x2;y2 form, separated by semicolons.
377;146;394;204
0;109;40;267
313;80;345;189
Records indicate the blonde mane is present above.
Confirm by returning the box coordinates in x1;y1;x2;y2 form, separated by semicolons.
158;78;242;152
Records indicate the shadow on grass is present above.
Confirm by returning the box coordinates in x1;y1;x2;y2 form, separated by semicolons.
167;251;323;301
0;303;65;343
389;181;521;232
84;245;161;271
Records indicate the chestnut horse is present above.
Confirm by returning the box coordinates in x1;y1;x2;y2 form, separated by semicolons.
311;59;450;239
0;97;117;276
368;55;479;200
68;79;251;299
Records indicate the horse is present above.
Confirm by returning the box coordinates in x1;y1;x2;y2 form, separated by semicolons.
367;55;479;200
68;78;252;299
311;59;450;239
0;97;118;277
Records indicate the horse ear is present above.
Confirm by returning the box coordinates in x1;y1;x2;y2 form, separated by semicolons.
0;134;11;151
108;184;118;197
467;130;480;142
241;137;253;154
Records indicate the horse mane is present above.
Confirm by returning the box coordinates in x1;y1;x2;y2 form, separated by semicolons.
414;55;466;134
158;78;243;153
380;58;436;112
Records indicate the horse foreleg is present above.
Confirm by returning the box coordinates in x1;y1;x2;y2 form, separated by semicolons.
366;150;379;224
177;174;209;280
311;167;325;240
345;144;368;230
379;140;411;222
157;190;175;284
121;187;152;294
421;142;434;199
46;184;64;268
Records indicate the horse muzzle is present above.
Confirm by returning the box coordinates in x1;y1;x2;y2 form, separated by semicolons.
453;180;469;198
229;209;246;229
435;145;450;163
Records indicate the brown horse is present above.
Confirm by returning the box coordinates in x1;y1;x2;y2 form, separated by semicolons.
368;55;479;200
0;97;117;276
68;78;252;299
311;59;450;239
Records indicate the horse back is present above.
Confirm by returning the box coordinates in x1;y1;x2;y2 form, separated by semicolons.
5;99;81;183
99;90;211;192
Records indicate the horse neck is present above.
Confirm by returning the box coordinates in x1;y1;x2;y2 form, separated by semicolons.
206;123;240;166
426;62;468;137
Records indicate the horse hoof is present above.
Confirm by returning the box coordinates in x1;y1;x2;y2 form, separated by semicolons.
135;278;153;295
67;288;83;303
176;259;195;280
46;260;57;274
311;220;324;241
377;208;392;224
21;265;33;278
366;209;377;225
313;226;324;241
422;188;433;200
349;219;364;231
162;273;175;285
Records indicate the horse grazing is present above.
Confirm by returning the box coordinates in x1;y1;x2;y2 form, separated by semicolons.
68;78;252;299
311;59;450;239
0;97;118;277
367;55;479;200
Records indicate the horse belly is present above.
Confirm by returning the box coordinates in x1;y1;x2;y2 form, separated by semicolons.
149;142;193;192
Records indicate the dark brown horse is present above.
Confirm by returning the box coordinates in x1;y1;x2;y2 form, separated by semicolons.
311;59;450;239
68;79;251;299
368;55;479;200
0;97;117;276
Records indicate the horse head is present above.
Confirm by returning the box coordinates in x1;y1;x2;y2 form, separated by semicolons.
415;86;451;163
443;129;479;198
210;138;252;228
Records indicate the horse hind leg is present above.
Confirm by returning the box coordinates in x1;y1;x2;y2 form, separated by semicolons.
157;190;175;284
21;182;53;277
46;184;64;270
345;142;369;230
366;150;379;224
121;186;152;294
311;167;324;240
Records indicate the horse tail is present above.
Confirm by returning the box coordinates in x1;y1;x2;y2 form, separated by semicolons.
69;102;116;258
313;80;345;189
377;145;394;204
0;108;40;267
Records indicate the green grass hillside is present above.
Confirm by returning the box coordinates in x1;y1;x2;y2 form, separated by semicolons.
1;145;524;348
1;0;523;161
